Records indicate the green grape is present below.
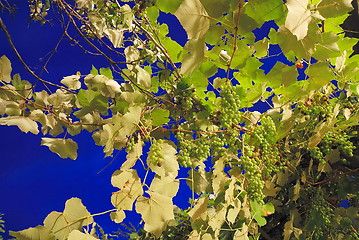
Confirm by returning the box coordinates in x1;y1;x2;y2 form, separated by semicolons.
148;139;164;166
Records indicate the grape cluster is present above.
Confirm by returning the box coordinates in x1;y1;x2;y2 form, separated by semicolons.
308;147;325;164
219;82;242;129
148;139;164;166
138;0;157;9
296;93;333;121
320;131;356;157
176;130;210;167
305;188;333;239
250;116;282;176
126;136;136;153
239;145;265;202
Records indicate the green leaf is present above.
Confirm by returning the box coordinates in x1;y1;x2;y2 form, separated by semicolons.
317;0;353;18
0;116;39;134
60;73;81;90
135;191;174;238
245;0;286;25
305;62;334;90
68;230;99;240
111;169;144;211
250;201;274;227
90;65;98;75
99;67;113;79
41;138;78;160
285;0;311;40
174;0;210;40
199;0;232;18
43;198;94;240
0;55;12;83
10;225;55;240
151;108;169;126
156;0;184;14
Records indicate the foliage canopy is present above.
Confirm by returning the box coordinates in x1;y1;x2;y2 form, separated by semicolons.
0;0;359;239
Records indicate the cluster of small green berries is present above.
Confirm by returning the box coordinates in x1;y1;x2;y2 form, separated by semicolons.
306;188;333;239
148;139;164;166
219;82;242;129
173;89;196;110
320;131;356;157
176;130;193;167
250;116;282;176
176;129;211;167
296;93;333;120
308;147;325;164
126;136;136;153
239;145;265;203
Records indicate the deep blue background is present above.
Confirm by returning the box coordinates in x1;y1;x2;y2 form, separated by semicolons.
0;2;283;238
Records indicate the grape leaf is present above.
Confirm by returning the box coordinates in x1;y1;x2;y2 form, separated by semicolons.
317;0;353;18
110;210;126;224
285;0;311;40
149;175;179;198
135;191;174;238
41;138;78;160
0;116;39;134
10;225;55;240
68;230;99;240
0;55;12;83
67;229;98;240
111;169;144;211
156;0;183;13
188;197;208;221
151;108;170;127
60;74;81;90
174;0;209;40
180;38;206;75
122;139;143;170
43;198;93;240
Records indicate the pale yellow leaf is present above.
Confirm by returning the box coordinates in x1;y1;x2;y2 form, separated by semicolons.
106;29;124;48
111;169;143;211
43;198;93;240
0;55;12;83
135;191;174;238
110;210;126;223
0;116;39;134
174;0;209;39
285;0;311;40
180;38;206;75
121;139;143;170
10;225;55;240
188;197;208;221
41;138;78;160
227;198;241;224
149;175;179;198
208;205;226;230
343;108;351;120
68;230;99;240
135;66;151;89
61;74;81;90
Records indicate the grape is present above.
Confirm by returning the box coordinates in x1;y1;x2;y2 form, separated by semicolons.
148;139;164;165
